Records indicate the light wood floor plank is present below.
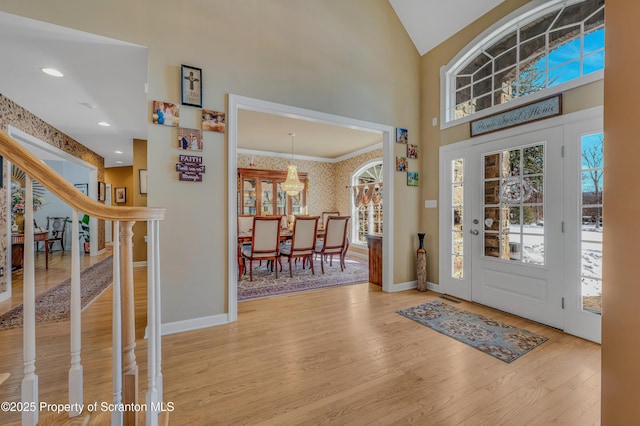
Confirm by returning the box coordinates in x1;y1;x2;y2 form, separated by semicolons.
0;253;601;425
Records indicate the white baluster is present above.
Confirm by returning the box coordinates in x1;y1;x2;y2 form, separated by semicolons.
154;220;163;403
112;222;123;426
146;220;159;426
69;210;83;417
21;175;38;425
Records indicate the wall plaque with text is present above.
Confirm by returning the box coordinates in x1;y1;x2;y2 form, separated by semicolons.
470;94;562;137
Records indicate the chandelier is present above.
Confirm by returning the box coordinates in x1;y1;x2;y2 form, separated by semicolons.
281;133;305;196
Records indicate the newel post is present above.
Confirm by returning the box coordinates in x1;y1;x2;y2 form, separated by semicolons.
120;221;138;426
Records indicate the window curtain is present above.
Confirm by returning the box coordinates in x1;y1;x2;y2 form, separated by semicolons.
353;183;383;208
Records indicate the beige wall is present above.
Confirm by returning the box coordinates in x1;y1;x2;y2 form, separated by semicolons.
0;94;106;293
419;0;604;285
0;0;421;322
602;0;640;422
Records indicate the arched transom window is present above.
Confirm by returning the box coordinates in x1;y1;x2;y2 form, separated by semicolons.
444;0;604;125
351;160;383;245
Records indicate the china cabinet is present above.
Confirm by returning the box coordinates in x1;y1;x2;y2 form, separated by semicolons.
238;168;308;216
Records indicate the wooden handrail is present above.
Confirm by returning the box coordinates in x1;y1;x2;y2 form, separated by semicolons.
0;129;165;221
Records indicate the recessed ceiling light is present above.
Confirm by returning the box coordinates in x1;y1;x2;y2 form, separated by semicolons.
97;121;111;127
115;161;123;164
114;150;123;154
41;68;64;77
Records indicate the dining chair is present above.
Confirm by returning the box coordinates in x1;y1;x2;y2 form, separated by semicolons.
320;211;339;230
47;216;69;252
241;216;282;281
237;215;254;279
315;216;350;273
280;216;319;277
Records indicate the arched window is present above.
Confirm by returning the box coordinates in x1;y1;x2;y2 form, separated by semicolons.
351;160;383;245
443;0;604;125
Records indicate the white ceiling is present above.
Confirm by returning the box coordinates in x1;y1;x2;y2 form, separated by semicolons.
238;110;382;160
388;0;505;55
0;3;502;166
0;11;148;168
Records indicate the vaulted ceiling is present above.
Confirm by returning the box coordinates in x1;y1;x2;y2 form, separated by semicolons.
0;2;505;166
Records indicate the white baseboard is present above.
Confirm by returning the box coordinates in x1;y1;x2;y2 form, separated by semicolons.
388;281;441;293
0;290;9;303
347;251;368;261
159;313;230;336
427;282;442;293
133;261;147;267
388;280;417;292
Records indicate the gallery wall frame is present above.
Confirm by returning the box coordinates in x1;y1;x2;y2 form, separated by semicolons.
114;186;126;203
181;64;202;107
74;183;88;195
98;181;106;201
139;169;148;194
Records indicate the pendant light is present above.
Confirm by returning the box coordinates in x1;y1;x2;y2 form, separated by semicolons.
281;133;305;196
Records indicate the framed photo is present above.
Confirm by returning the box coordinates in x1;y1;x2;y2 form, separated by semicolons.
139;169;148;194
407;144;418;159
152;100;180;127
396;156;408;172
74;183;89;195
114;187;126;204
202;109;225;133
178;128;203;151
407;171;419;187
181;64;202;107
98;181;106;201
396;127;408;144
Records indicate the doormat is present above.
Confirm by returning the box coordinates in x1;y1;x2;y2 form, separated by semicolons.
397;300;548;363
0;256;113;330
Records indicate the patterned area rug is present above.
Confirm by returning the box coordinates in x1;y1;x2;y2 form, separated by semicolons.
238;256;369;301
397;300;548;363
0;256;113;330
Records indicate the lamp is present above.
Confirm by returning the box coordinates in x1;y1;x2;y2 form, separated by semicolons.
281;133;305;196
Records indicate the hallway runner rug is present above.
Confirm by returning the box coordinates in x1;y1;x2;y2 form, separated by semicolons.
0;256;113;330
238;256;369;301
397;300;548;363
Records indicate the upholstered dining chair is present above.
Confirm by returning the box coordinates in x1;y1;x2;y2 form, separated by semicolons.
47;216;69;252
315;215;350;273
320;211;339;231
237;215;255;278
241;216;282;281
280;216;319;277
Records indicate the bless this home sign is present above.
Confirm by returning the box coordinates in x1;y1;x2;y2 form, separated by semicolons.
177;154;206;182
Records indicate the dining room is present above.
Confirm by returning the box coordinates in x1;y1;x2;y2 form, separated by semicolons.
235;108;385;301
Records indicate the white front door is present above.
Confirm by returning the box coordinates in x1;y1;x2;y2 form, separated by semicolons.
439;109;603;341
470;127;564;328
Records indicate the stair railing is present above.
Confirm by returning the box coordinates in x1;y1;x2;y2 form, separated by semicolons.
0;129;166;426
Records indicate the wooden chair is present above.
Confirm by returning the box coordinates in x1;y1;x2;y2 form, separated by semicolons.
315;216;350;273
237;215;254;279
320;211;339;230
47;216;69;252
280;216;319;277
241;216;282;281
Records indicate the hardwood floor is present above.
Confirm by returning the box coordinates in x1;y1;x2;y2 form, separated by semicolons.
0;252;601;425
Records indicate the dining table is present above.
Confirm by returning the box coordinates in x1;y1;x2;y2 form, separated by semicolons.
236;229;327;279
11;230;49;270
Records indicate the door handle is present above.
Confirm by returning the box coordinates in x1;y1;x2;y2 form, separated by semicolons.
470;230;479;235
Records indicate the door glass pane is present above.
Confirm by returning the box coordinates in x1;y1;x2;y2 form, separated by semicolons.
580;132;604;314
451;159;464;279
483;143;545;265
